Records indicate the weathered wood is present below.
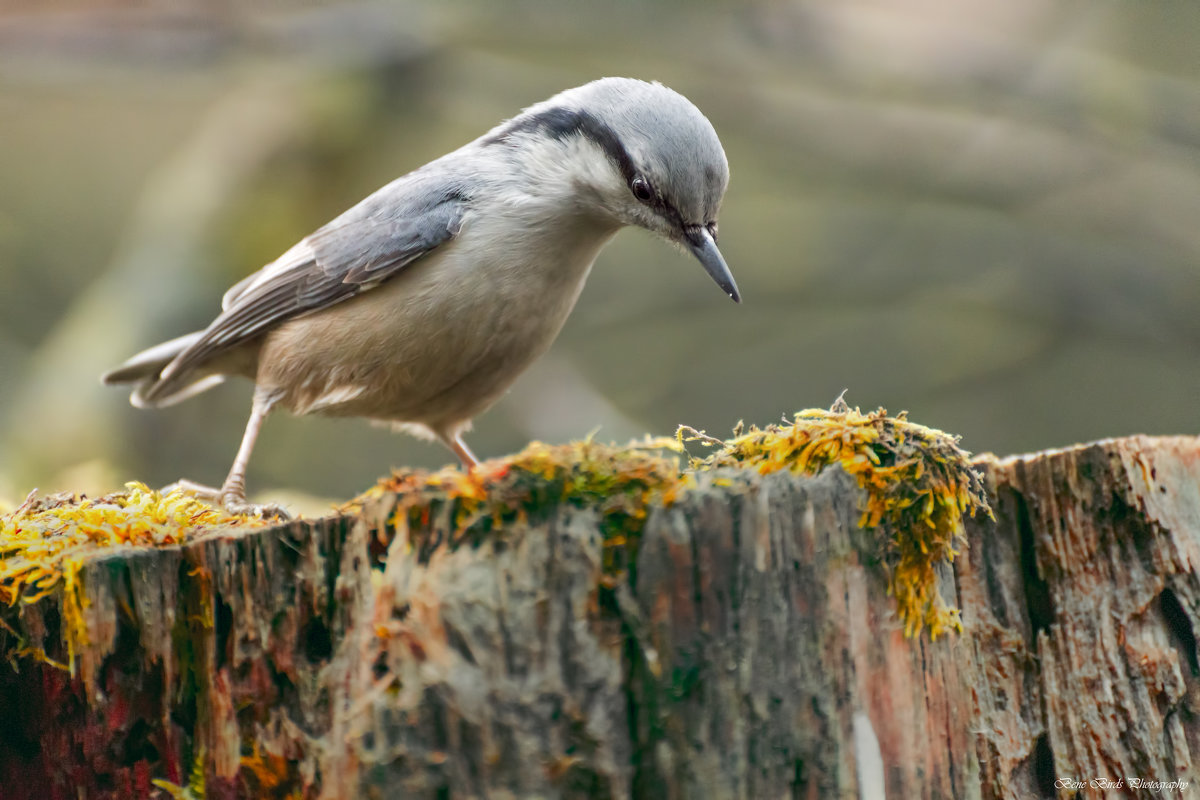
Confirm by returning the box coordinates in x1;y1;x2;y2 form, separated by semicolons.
969;437;1200;798
1;434;1198;798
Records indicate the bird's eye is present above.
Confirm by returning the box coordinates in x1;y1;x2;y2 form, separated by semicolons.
630;176;654;203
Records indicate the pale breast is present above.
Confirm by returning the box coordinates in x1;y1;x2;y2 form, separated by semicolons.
256;210;617;432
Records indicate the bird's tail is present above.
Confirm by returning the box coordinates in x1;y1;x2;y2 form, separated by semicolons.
102;332;224;408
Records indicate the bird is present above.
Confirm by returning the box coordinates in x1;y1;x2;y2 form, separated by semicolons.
103;77;739;517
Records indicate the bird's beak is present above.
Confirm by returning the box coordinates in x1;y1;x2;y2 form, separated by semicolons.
685;226;740;303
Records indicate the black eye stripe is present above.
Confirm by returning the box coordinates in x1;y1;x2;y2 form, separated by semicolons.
485;106;637;184
488;107;701;234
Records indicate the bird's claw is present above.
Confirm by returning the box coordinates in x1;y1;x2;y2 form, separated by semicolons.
160;479;291;521
220;498;292;521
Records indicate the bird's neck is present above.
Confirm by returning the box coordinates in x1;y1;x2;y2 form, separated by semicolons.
500;133;628;232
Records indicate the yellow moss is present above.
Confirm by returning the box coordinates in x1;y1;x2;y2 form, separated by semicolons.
0;482;264;605
0;482;265;671
683;406;992;638
152;745;206;800
61;555;88;676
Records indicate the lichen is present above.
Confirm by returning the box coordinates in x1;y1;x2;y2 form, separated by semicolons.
681;405;992;638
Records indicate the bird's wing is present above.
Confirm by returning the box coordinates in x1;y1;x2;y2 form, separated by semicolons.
148;174;468;401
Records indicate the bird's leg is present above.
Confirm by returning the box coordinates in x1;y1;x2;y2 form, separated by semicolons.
215;388;290;519
162;392;289;518
438;431;479;469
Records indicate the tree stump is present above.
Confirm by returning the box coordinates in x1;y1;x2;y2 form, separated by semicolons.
1;428;1198;799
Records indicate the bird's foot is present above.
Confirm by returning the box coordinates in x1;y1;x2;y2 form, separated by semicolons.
220;496;292;521
161;479;292;521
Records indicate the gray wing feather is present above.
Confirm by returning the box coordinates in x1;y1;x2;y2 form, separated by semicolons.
146;174;467;403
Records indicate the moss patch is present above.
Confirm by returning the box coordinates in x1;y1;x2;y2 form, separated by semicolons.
0;482;265;671
355;406;989;638
2;408;990;657
352;436;686;587
681;406;992;638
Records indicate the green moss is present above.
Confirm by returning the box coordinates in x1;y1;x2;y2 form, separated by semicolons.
354;437;685;588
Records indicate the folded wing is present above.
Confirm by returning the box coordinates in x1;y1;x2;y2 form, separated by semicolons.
140;174;468;405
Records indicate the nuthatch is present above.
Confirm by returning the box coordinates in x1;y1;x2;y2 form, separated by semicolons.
104;77;739;516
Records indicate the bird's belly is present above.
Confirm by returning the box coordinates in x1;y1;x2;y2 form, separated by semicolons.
257;226;611;430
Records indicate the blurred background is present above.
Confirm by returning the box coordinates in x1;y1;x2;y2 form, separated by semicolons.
2;0;1198;513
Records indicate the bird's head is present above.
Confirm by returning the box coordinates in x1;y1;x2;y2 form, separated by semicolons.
487;77;740;302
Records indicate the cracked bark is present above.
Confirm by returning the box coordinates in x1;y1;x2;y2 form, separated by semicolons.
1;434;1198;799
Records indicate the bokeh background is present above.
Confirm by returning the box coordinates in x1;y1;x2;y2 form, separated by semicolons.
2;0;1198;513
